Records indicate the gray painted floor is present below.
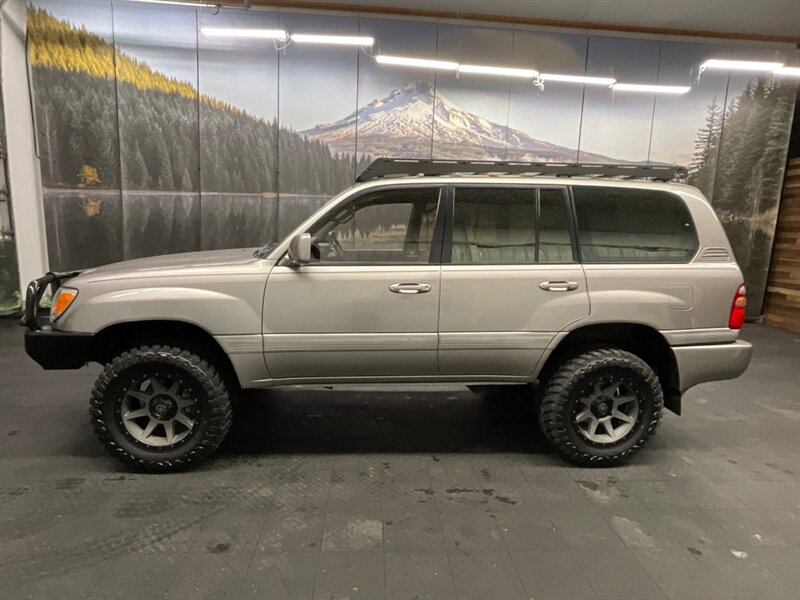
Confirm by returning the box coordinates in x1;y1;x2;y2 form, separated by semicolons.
0;320;798;600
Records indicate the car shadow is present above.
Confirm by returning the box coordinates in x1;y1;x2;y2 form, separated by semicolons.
218;386;550;456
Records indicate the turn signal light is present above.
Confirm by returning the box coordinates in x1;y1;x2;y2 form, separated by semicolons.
51;288;78;321
728;284;746;329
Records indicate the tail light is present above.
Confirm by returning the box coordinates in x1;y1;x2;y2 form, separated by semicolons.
728;284;746;329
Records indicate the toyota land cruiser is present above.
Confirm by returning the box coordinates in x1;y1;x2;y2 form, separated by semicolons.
23;159;753;471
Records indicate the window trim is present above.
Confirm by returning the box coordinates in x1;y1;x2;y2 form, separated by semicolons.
570;185;700;265
443;183;576;266
433;185;452;264
280;183;446;267
566;186;582;263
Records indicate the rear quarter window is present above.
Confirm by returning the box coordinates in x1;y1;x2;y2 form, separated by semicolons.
572;187;699;263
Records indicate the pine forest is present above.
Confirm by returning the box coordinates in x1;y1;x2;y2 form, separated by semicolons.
28;7;366;196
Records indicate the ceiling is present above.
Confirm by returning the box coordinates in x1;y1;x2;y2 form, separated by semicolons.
259;0;800;42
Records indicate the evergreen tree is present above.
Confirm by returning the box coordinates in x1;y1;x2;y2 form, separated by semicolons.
155;131;174;191
759;82;794;201
180;168;192;192
688;97;722;196
133;143;149;189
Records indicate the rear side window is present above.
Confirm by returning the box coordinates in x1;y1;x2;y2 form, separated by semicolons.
572;187;698;263
451;187;573;264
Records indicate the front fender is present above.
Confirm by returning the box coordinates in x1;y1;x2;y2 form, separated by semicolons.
56;279;265;335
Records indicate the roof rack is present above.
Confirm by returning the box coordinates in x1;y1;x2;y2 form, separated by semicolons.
356;158;688;183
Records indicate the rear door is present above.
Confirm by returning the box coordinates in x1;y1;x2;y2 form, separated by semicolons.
438;185;589;377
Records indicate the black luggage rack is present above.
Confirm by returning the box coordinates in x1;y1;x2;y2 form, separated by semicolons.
356;158;688;183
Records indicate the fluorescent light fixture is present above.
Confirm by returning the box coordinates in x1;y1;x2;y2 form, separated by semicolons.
458;64;538;78
775;66;800;77
290;33;374;46
375;55;458;71
200;27;287;40
700;58;784;72
612;83;691;94
127;0;218;6
540;73;616;85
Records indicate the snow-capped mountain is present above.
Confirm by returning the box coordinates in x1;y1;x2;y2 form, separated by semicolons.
300;80;616;162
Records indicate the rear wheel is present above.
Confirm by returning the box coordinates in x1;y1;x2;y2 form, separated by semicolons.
537;348;662;467
90;345;233;472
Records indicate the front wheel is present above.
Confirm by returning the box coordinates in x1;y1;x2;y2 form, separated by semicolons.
90;345;233;472
537;348;663;467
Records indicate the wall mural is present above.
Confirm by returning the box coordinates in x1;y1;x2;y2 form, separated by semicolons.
26;1;798;316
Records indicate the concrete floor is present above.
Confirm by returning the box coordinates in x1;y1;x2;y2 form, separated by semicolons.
0;320;798;600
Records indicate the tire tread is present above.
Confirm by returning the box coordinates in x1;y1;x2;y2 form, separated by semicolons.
538;347;663;467
90;344;233;472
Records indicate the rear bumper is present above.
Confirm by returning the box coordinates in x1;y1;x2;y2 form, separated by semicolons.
25;329;93;369
672;340;753;393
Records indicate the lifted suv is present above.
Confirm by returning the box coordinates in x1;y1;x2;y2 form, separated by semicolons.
24;160;752;471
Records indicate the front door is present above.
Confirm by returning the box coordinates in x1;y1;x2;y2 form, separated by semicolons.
438;185;590;377
263;186;443;380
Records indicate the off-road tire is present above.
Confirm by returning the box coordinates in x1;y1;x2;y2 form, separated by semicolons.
90;345;233;472
538;348;662;467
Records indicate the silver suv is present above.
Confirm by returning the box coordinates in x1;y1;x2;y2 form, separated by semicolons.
23;160;753;471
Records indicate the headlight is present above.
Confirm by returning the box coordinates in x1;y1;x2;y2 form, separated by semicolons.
51;287;78;321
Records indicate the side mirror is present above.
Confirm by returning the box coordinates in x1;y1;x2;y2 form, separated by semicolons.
287;233;311;266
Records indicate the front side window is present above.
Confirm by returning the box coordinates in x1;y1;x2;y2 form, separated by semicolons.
451;187;572;264
310;187;440;263
573;187;699;263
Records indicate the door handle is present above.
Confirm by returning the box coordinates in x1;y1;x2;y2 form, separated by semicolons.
389;282;432;294
539;280;579;292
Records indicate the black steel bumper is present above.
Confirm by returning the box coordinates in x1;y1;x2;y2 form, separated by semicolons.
22;270;82;331
22;270;91;369
25;329;94;369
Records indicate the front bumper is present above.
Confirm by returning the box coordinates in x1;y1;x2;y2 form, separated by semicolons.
25;329;94;369
22;271;90;369
22;270;82;330
672;340;753;392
